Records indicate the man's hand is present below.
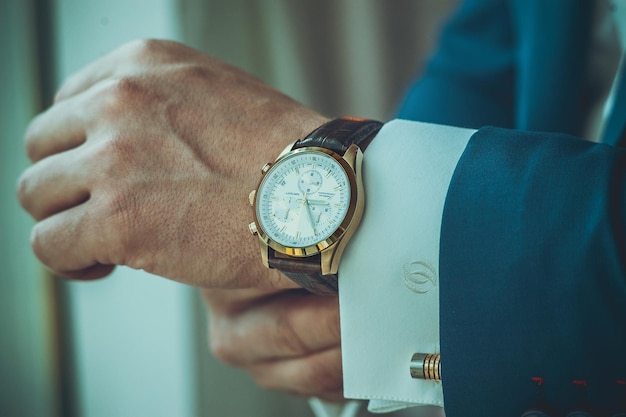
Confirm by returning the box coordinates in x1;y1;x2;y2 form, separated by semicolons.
203;288;344;401
17;39;328;288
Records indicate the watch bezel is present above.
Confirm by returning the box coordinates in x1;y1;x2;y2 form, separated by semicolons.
252;145;362;258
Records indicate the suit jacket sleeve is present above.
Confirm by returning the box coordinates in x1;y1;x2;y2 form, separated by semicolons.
397;0;592;136
439;128;626;415
393;0;625;414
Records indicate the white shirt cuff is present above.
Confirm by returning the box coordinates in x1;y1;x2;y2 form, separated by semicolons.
338;119;474;414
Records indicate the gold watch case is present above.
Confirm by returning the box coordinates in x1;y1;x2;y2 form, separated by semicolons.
249;143;365;276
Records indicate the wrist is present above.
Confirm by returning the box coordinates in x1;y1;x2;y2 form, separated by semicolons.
233;111;331;289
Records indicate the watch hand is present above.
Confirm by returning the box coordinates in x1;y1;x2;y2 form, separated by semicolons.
307;199;330;205
303;197;318;231
314;210;323;224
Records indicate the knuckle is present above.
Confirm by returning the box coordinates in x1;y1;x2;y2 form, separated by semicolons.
24;116;43;162
251;354;342;398
16;170;33;210
253;373;278;391
97;75;162;122
84;136;146;268
30;223;49;265
132;38;160;54
92;131;139;180
247;365;284;392
123;39;153;58
92;76;150;122
104;131;136;164
79;165;133;264
53;86;66;103
127;38;175;61
54;74;79;103
302;354;342;394
95;188;135;260
178;64;214;84
208;315;245;366
104;76;146;106
209;333;240;366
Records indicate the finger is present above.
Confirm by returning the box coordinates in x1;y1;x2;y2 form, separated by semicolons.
25;94;87;162
202;286;294;313
209;291;340;365
248;347;344;401
17;148;90;221
30;203;111;279
57;263;116;281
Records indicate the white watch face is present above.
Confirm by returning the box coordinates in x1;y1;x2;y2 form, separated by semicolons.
256;150;351;249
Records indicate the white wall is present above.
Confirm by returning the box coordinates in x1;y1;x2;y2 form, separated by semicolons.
0;0;58;415
53;1;197;416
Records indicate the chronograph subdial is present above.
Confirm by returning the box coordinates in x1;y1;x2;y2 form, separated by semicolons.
271;196;301;223
298;170;323;194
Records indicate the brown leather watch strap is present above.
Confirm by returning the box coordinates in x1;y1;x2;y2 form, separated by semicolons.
293;116;382;155
267;117;383;295
268;249;339;295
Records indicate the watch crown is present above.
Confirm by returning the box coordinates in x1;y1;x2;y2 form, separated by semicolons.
261;163;272;174
248;190;256;207
248;222;258;236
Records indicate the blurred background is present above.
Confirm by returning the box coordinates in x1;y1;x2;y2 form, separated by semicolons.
0;0;456;416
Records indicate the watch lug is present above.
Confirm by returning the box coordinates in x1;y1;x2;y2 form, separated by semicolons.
321;144;365;276
321;244;339;275
276;140;297;159
320;227;355;276
342;144;361;172
259;240;270;269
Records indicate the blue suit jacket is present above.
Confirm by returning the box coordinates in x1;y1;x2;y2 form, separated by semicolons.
397;1;626;415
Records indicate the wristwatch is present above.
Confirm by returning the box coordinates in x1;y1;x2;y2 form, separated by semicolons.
248;117;383;294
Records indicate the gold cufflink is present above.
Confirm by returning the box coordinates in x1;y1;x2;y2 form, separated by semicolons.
410;353;441;381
